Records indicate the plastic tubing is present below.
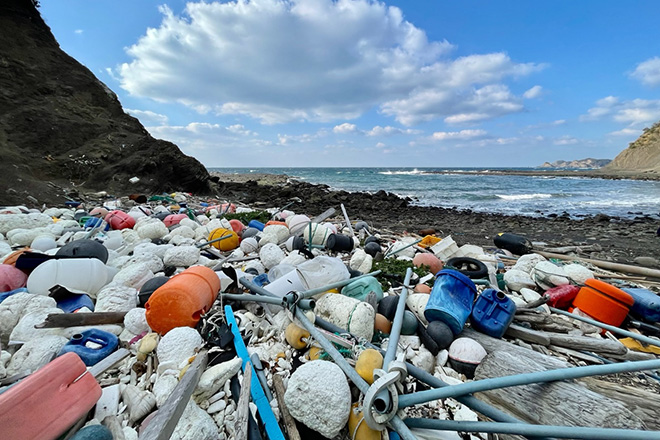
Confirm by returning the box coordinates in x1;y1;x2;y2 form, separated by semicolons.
313;316;549;440
222;293;286;306
294;309;417;440
549;306;660;348
383;267;413;369
404;419;660;440
296;270;382;300
398;358;660;408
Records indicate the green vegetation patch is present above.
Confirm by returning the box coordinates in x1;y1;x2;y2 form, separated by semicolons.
222;210;271;225
373;258;434;291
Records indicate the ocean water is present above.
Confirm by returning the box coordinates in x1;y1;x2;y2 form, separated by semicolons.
209;167;660;219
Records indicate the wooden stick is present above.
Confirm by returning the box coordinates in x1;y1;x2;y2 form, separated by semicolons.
505;324;551;346
234;363;252;440
140;351;208;440
35;312;127;328
533;250;660;278
340;204;355;237
272;374;302;440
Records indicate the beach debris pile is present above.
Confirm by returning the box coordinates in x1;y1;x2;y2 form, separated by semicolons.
0;193;659;440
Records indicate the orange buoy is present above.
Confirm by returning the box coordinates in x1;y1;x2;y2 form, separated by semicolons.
145;266;221;334
208;228;240;251
572;279;634;327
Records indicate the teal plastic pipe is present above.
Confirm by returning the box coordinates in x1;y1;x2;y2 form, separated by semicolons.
549;306;660;348
404;419;660;440
399;358;660;408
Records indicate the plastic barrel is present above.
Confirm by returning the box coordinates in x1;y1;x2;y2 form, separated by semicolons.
145;266;221;334
424;269;476;336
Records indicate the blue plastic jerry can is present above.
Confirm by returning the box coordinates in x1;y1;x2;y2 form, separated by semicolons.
470;288;516;338
59;329;119;366
623;288;660;322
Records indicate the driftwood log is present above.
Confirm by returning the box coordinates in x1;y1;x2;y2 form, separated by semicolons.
461;329;652;435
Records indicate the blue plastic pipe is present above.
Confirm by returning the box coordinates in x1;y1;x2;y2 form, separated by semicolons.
549;306;660;348
404;419;660;440
398;358;660;408
225;305;284;440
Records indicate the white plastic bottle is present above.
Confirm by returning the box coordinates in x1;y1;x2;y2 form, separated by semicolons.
27;258;111;296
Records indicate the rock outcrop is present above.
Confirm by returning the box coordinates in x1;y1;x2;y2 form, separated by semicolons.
0;0;213;205
538;158;611;169
605;121;660;174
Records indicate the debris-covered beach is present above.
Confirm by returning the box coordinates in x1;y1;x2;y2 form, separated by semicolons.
1;176;659;440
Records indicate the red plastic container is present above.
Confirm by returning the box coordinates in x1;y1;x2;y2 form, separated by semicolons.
0;352;101;440
546;284;581;309
105;210;136;230
145;266;221;334
163;213;188;227
572;279;634;327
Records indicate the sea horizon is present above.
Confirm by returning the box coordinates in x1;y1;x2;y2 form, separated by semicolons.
209;167;660;219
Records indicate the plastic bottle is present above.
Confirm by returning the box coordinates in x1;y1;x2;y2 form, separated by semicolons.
424;269;476;336
26;258;111;296
470;289;516;338
58;329;119;366
145;266;221;334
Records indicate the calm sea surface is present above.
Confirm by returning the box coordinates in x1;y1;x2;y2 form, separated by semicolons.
209;167;660;219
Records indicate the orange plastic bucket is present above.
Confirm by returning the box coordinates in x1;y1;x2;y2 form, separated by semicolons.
145;266;221;334
572;279;634;327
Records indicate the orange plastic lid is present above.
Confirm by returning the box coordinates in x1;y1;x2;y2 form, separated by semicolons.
583;278;634;306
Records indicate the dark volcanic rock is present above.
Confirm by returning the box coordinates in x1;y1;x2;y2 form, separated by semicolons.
0;0;213;205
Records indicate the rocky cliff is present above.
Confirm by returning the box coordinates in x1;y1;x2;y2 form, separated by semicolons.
538;158;611;169
605;121;660;174
0;0;213;206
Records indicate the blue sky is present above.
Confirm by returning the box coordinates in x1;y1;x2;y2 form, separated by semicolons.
40;0;660;167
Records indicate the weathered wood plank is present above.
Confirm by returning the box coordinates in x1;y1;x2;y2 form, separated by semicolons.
234;364;252;440
272;374;301;440
35;312;127;328
139;351;208;440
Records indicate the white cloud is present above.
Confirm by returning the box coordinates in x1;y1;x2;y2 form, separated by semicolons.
431;129;487;141
333;123;358;134
376;142;386;148
125;109;169;125
609;128;641;137
366;125;420;136
523;85;543;99
630;56;660;87
385;83;527;126
553;135;578;145
74;29;84;35
582;96;660;126
117;0;542;125
147;122;262;152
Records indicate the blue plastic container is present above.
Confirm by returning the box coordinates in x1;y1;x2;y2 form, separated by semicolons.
470;288;516;338
59;329;119;366
247;220;265;231
83;217;110;231
623;288;660;322
56;293;95;313
0;287;28;304
424;269;477;336
253;273;270;287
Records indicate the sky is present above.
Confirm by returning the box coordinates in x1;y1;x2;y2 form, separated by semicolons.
40;0;660;168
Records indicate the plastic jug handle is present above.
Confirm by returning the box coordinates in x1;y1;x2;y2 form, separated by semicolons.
85;336;109;348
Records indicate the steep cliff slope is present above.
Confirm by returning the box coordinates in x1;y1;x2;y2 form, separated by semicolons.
0;0;213;205
605;121;660;174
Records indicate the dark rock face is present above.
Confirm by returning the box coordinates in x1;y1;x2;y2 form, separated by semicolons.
0;0;212;205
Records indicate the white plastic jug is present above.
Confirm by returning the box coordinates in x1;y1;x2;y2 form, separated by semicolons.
27;258;111;296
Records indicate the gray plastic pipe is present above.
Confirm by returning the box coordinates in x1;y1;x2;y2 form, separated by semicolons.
404;418;660;440
296;270;382;300
549;306;660;348
383;267;413;369
313;316;549;440
398;357;660;408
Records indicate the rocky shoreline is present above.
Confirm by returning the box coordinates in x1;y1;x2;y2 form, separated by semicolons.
211;172;660;266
